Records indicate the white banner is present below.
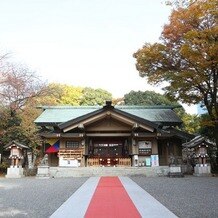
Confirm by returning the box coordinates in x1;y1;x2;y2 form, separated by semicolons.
151;155;159;167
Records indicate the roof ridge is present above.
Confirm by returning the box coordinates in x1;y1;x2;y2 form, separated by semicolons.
38;106;101;109
38;105;181;110
116;105;181;109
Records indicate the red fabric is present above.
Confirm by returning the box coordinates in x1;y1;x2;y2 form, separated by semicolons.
85;177;141;218
46;146;58;153
45;140;59;153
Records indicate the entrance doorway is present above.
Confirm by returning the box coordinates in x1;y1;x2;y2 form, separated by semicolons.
89;138;129;166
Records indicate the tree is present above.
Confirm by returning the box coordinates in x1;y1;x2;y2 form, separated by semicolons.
80;87;112;106
57;84;83;106
19;101;42;152
0;105;41;157
198;113;215;140
0;53;8;69
0;63;48;114
112;97;125;106
124;90;202;133
180;113;201;134
35;84;112;106
165;0;196;8
0;59;48;155
133;0;218;147
124;90;179;106
31;83;82;106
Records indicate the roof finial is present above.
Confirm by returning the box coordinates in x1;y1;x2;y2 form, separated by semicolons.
105;100;112;107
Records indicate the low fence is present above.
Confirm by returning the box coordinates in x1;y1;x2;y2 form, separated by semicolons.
118;158;131;166
87;158;131;167
87;158;100;166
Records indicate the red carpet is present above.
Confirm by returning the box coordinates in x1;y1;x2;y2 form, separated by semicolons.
85;177;141;218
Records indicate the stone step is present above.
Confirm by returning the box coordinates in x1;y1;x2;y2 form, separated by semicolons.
49;166;170;178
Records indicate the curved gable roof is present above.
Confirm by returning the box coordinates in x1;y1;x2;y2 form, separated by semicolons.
34;105;182;127
58;105;159;132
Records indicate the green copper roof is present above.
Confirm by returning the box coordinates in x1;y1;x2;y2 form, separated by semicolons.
35;105;182;126
119;107;181;124
35;106;100;124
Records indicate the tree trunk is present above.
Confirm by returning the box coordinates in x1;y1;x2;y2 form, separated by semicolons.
215;119;218;165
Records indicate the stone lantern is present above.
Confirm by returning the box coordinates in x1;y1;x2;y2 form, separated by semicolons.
197;143;208;166
183;136;212;176
4;141;29;178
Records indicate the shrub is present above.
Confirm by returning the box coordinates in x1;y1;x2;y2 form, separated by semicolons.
0;162;9;174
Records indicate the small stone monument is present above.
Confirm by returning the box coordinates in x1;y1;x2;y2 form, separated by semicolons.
36;154;50;178
4;141;29;178
168;153;183;178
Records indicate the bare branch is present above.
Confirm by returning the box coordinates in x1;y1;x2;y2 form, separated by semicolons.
0;63;48;112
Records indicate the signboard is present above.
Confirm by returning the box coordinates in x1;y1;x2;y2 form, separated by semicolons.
138;141;152;155
151;155;159;167
138;141;152;149
145;157;151;166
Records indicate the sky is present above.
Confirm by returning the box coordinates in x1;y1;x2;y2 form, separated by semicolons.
0;0;197;113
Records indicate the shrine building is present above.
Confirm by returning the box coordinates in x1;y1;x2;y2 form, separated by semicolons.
35;101;193;168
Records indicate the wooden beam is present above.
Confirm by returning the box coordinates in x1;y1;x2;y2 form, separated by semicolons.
86;133;131;137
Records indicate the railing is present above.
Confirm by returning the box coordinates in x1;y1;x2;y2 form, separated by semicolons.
118;158;131;166
87;158;100;166
87;158;131;167
58;149;83;160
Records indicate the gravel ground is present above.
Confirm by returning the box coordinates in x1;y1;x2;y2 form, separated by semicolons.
0;176;217;218
131;175;218;218
0;177;88;218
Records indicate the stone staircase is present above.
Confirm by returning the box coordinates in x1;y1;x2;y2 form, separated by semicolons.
49;166;170;178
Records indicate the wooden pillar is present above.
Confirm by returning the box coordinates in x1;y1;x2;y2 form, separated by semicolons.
15;158;19;166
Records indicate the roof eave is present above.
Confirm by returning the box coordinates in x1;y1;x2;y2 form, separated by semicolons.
35;122;61;127
4;140;29;150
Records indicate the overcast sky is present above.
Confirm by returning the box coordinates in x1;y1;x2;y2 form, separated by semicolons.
0;0;197;113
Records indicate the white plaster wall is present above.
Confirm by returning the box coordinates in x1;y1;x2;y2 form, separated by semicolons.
59;157;80;167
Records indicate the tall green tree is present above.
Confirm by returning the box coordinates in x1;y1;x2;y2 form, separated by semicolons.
175;109;201;134
124;90;201;133
80;87;112;106
0;106;41;157
124;90;179;106
133;0;218;147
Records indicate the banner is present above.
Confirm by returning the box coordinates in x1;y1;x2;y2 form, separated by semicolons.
151;155;159;166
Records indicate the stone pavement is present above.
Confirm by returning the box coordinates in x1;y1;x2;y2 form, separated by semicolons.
50;176;177;218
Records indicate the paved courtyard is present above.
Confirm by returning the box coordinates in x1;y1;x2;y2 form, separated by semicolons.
131;176;218;218
0;175;217;218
